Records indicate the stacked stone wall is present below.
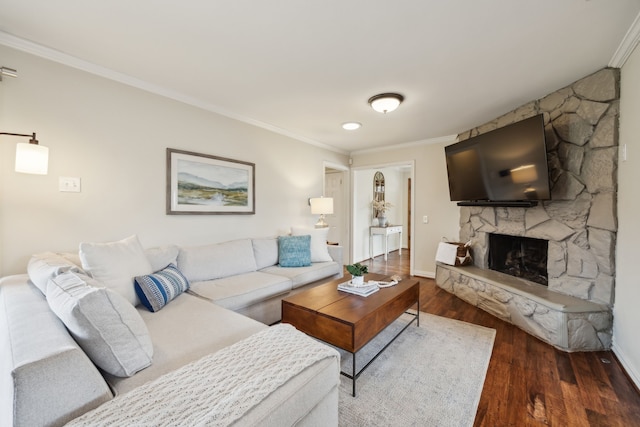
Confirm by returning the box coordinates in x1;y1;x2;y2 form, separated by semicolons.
458;68;619;306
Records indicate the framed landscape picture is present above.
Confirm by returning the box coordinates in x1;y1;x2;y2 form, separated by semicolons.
166;148;255;215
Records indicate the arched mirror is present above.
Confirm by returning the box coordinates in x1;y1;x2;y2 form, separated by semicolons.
373;171;385;220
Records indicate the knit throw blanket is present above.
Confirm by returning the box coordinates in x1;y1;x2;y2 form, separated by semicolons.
66;324;339;427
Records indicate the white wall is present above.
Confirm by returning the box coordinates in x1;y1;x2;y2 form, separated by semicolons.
351;142;459;277
0;45;348;275
615;42;640;387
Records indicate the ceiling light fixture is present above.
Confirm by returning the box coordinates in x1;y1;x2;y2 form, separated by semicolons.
368;93;404;114
342;122;361;130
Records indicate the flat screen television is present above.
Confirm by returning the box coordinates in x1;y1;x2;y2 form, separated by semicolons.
444;114;550;207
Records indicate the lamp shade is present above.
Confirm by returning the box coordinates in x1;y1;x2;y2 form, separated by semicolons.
310;197;333;215
15;142;49;174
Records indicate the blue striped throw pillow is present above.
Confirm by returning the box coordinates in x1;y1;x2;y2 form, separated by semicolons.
134;264;190;312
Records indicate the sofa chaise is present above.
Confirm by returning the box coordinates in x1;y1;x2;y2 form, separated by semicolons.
0;230;344;426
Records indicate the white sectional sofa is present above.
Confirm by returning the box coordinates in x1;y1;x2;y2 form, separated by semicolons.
0;231;343;427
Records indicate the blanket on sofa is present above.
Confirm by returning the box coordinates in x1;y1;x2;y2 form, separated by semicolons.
65;324;339;427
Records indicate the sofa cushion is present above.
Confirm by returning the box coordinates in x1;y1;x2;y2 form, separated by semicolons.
135;264;190;312
291;226;332;262
189;271;292;311
79;234;153;306
27;252;86;295
0;275;113;427
145;244;180;272
178;239;258;282
252;237;279;270
278;235;311;267
261;261;341;289
105;293;267;396
46;272;154;377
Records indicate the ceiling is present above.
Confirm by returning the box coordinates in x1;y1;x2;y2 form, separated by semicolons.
1;1;639;154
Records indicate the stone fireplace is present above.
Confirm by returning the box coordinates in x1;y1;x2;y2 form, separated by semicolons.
488;234;548;286
436;68;617;352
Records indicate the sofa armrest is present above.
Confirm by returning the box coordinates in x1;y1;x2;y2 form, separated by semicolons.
0;275;112;427
327;245;343;267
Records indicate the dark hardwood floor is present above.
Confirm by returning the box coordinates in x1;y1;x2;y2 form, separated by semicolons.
360;250;640;426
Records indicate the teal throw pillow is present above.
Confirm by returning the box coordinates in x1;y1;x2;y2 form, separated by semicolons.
134;264;190;312
278;235;311;267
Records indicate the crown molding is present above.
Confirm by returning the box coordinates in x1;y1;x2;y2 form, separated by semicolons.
350;134;458;155
0;31;348;155
609;11;640;68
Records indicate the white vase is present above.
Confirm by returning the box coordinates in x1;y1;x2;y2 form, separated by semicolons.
378;215;387;227
351;275;364;287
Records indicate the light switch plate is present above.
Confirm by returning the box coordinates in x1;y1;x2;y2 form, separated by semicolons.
59;177;81;192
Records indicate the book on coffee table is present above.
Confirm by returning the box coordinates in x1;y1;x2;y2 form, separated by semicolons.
337;281;379;297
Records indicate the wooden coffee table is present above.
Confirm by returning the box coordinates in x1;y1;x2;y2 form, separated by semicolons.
282;273;419;396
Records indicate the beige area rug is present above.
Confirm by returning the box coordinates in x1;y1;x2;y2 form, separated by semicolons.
337;312;496;427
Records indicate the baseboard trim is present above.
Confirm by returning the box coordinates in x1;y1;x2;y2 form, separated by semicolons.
413;270;435;279
612;344;640;392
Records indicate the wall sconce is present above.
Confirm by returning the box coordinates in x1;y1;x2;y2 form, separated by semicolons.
368;93;404;114
1;132;49;175
0;66;18;81
309;197;334;228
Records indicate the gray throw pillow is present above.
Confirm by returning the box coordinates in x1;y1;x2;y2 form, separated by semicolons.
46;271;154;377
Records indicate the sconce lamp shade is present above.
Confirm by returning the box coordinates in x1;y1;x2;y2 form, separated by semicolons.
15;142;49;174
310;197;333;215
1;132;49;175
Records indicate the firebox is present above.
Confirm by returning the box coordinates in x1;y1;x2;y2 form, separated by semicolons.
488;233;548;286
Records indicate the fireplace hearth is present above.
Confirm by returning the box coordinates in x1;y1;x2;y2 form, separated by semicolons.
488;233;548;286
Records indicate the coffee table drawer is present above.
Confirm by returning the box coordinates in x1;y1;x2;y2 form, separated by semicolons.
282;302;354;349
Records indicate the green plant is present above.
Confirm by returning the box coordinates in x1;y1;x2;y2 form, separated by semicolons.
346;262;369;277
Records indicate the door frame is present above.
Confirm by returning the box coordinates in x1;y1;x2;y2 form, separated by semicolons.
350;160;415;275
323;161;350;264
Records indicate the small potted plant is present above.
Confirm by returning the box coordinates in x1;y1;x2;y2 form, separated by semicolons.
346;262;369;286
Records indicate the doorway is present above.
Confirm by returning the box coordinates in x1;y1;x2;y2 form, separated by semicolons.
351;162;414;274
323;162;349;264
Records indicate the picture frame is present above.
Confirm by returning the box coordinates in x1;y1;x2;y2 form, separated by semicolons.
166;148;255;215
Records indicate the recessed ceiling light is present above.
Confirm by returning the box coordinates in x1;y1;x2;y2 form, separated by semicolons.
368;93;404;114
342;122;362;130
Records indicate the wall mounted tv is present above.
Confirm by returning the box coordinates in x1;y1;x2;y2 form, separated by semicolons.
444;114;550;207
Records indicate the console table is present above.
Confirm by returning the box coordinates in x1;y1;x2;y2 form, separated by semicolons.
370;225;402;261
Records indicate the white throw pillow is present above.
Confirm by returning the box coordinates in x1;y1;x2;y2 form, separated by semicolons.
46;272;154;377
291;227;332;263
79;235;153;306
27;252;86;295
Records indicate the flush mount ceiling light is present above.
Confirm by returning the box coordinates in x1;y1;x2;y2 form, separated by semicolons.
368;93;404;114
342;122;361;130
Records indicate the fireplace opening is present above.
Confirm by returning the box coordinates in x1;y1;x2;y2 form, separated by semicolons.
488;234;548;286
